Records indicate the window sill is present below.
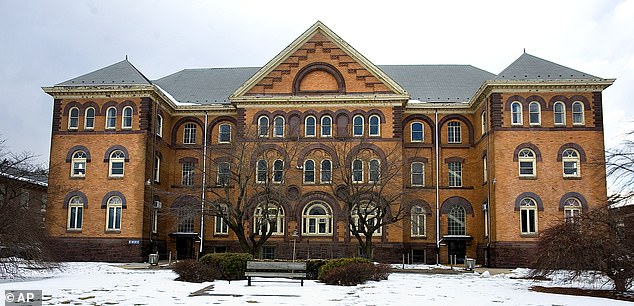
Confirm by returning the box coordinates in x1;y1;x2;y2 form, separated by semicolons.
66;229;82;233
105;230;121;234
410;235;427;239
213;233;229;237
520;233;538;238
518;176;537;180
69;176;86;180
108;176;125;180
563;176;581;180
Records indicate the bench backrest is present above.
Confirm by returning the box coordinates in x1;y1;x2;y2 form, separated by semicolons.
247;261;306;270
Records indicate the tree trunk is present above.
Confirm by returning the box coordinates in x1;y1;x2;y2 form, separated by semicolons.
613;277;627;293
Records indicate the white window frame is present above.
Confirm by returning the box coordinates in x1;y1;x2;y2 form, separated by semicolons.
272;159;284;183
483;156;488;183
219;124;231;143
122;106;133;129
320;159;332;183
351;203;382;236
303;159;315;184
256;160;268;183
258;116;269;137
563;198;581;223
448;205;466;235
518;148;536;177
105;107;117;129
572;101;585;125
183;123;197;144
447;121;461;144
553;101;566;126
411;122;424;142
108;150;125;177
411;206;426;237
181;162;195;186
448;161;462;187
67;196;83;230
511;102;522;126
154;156;160;183
217;162;230;186
369;115;380;137
352;159;363;183
481;111;487;135
520;198;538;235
253;204;284;236
529;101;541;126
302;202;333;236
71;150;87;178
156;114;163;137
215;215;228;234
151;209;158;234
369;159;380;183
562;148;580;177
411;162;424;187
106;196;123;231
68;107;79;130
353;115;364;137
321;115;332;137
305;116;316;137
84;107;95;130
273;116;285;138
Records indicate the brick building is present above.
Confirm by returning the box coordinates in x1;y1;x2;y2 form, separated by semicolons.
42;22;614;267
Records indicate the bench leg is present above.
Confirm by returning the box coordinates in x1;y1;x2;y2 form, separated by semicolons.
248;276;252;286
301;279;304;286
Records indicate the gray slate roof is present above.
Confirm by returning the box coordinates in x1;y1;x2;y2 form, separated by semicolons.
496;53;598;80
54;53;602;105
57;59;152;86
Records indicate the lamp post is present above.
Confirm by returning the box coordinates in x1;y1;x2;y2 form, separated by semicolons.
292;229;299;262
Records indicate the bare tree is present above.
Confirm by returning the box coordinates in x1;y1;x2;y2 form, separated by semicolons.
606;138;634;204
0;138;57;277
327;138;406;259
531;205;634;292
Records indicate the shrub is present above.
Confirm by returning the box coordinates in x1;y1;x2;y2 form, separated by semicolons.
305;259;328;280
318;258;391;286
172;259;219;283
199;253;252;281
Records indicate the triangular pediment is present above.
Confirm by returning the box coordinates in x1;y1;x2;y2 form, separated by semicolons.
231;21;407;100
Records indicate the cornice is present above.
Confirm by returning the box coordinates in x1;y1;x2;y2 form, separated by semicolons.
231;93;409;105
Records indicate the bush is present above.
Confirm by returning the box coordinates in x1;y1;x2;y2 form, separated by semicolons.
199;253;252;281
305;259;328;280
318;258;391;286
172;259;219;283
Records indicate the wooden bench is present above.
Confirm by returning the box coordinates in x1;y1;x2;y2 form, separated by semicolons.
245;261;307;286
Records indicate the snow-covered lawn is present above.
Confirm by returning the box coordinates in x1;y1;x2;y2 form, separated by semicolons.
0;262;629;305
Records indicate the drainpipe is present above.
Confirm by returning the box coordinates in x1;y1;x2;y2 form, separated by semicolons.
200;112;208;254
485;95;492;267
435;110;440;264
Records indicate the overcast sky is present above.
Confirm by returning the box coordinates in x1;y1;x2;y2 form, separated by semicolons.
1;0;632;166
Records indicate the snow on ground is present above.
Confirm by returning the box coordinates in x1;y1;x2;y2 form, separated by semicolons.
0;262;630;305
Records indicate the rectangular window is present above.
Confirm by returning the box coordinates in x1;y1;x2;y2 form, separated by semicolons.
262;246;275;259
68;206;83;230
219;124;231;143
447;122;461;143
217;162;230;186
448;162;462;187
182;162;195;186
320;160;332;183
156;115;163;137
110;161;124;176
352;160;363;183
256;160;268;183
215;216;228;234
184;124;196;144
0;184;5;203
521;209;536;234
411;214;425;237
151;209;158;233
519;161;535;176
178;211;194;233
107;206;122;230
20;190;29;208
411;162;424;186
154;156;160;183
563;161;578;177
369;160;380;183
483;156;487;183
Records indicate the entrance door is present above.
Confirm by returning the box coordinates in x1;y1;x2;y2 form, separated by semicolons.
447;240;466;264
176;237;194;259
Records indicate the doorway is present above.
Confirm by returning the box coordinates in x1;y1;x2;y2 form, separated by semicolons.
176;237;194;259
447;240;466;264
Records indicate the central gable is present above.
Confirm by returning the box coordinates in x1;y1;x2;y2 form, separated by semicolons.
231;21;406;99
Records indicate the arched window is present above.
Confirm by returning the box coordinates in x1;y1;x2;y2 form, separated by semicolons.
67;196;83;230
511;102;522;125
177;204;195;233
572;101;585;125
272;159;284;183
304;160;315;184
411;122;423;142
321;116;332;137
253;203;284;235
519;198;537;234
273;116;285;137
411;162;424;187
68;107;79;129
563;197;582;223
109;150;125;177
369;159;380;183
447;205;466;235
518;148;536;177
183;123;197;144
369;115;380;136
219;124;231;143
302;202;333;235
71;151;87;177
529;102;541;125
106;196;123;231
256;160;268;183
447;121;461;143
258;116;269;137
562;148;580;177
321;159;332;183
352;159;363;183
553;102;565;126
411;205;426;237
305;116;316;137
156;114;163;137
106;107;117;129
353;115;364;137
351;203;381;236
85;107;95;129
122;106;133;129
